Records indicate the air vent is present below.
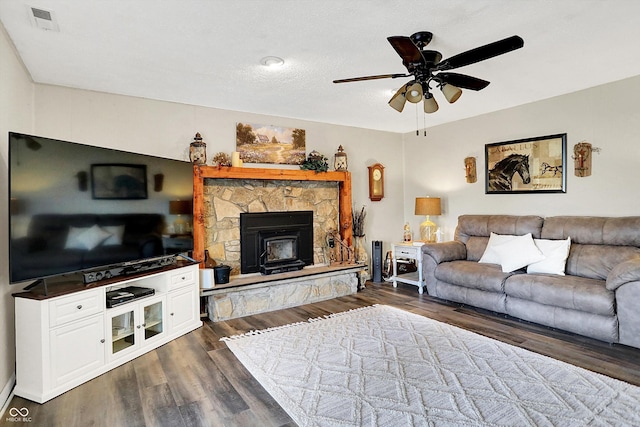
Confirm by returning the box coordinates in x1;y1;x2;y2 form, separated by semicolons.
28;6;59;31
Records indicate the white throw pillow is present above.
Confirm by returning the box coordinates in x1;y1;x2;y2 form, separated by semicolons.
102;225;125;246
65;225;112;250
527;237;571;275
479;233;519;265
491;233;545;272
65;227;91;249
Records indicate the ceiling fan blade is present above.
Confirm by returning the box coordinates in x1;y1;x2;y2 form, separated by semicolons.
387;36;425;67
436;35;524;71
437;72;490;90
333;73;409;84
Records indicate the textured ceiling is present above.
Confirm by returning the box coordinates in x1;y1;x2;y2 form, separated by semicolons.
2;1;640;133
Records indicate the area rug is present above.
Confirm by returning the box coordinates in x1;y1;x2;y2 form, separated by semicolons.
221;305;640;426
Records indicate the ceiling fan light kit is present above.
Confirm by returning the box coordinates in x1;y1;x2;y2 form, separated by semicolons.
389;86;408;112
441;83;462;103
405;82;423;103
334;31;524;115
423;92;439;113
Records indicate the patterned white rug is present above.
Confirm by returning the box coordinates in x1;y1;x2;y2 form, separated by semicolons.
222;305;640;426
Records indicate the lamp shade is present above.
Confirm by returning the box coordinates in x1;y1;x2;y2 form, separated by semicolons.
414;197;441;216
423;92;439;113
388;86;407;112
441;83;462;103
169;200;193;215
405;82;423;103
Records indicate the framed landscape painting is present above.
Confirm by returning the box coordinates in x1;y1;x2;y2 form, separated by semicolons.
236;122;306;165
485;134;567;194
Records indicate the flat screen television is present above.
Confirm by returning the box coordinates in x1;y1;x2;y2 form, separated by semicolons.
8;132;194;285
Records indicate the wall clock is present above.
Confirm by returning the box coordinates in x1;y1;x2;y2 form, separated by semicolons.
368;163;384;201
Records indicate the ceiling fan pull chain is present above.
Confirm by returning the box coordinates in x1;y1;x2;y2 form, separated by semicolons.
415;103;419;136
423;111;427;136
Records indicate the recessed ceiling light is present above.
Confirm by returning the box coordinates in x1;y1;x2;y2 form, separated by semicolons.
260;56;285;68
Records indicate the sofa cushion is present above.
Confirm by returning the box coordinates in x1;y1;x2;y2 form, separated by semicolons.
526;237;571;275
542;216;640;246
506;298;618;343
566;244;640;280
504;274;615;316
455;215;544;260
436;261;515;293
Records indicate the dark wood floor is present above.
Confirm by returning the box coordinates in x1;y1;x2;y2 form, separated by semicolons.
3;282;640;427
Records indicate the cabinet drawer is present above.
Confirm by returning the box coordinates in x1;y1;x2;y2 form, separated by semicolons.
170;268;196;290
50;290;103;327
395;246;418;257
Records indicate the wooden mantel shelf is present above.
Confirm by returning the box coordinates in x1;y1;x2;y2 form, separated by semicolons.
192;165;353;268
195;165;350;183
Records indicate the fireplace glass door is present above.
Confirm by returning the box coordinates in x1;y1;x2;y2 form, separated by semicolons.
265;236;297;264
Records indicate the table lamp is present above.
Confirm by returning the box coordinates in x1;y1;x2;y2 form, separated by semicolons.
415;197;441;242
169;200;193;234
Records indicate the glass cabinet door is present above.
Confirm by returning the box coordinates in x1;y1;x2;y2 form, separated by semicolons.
143;300;163;340
111;309;135;355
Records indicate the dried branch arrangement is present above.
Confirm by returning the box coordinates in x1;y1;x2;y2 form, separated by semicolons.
352;206;366;237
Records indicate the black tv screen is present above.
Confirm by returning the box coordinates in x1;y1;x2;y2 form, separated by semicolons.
8;132;193;284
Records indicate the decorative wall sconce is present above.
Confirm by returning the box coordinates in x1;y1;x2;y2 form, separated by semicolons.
10;198;24;215
464;157;477;183
572;141;601;177
154;173;164;192
76;171;88;191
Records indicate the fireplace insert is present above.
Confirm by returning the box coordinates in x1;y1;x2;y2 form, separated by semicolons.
240;211;313;274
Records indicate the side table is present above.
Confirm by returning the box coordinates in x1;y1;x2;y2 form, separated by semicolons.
391;242;425;294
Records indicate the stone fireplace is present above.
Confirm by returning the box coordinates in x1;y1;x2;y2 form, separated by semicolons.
202;178;339;276
193;167;361;321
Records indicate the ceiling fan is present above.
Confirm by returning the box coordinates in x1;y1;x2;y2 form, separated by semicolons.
333;32;524;113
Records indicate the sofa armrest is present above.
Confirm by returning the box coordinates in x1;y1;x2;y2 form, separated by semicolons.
421;241;467;264
137;235;164;257
421;241;466;295
606;258;640;291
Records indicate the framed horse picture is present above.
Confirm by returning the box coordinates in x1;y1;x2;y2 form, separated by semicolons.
485;134;567;194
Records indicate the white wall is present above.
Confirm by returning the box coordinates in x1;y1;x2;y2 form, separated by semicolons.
403;75;640;240
32;85;406;252
0;24;33;406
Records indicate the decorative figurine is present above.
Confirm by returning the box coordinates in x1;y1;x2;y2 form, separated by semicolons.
189;132;207;165
334;145;348;171
403;222;412;242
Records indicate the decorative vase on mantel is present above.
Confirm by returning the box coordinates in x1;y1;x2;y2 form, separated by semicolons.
354;235;368;264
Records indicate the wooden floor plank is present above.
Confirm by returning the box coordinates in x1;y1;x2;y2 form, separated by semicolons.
3;281;640;427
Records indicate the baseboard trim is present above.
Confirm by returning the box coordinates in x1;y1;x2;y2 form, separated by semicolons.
1;373;16;416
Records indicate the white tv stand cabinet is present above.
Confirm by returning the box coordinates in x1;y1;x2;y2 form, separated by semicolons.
13;262;201;403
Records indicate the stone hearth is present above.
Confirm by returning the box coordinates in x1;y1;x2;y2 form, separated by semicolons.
204;266;361;321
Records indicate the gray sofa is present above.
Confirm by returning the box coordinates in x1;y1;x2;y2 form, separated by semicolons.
421;215;640;350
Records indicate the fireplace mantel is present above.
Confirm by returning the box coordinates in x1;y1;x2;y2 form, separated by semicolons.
192;165;353;267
